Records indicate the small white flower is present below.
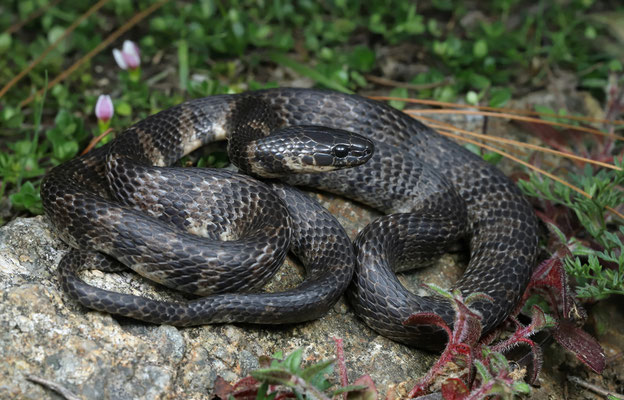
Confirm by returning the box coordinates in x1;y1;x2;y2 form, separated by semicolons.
112;40;140;70
95;94;114;122
112;48;127;70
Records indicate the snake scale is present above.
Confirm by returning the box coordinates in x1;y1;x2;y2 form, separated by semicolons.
41;88;539;350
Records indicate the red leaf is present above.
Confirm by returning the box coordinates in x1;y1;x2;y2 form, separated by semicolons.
404;312;453;340
528;305;550;331
212;376;235;399
347;375;378;400
258;355;272;368
553;320;606;373
515;121;567;150
333;337;349;399
524;337;544;385
520;256;582;322
232;376;259;390
440;378;469;400
452;302;483;347
232;389;261;400
274;394;296;400
231;376;261;400
352;374;376;390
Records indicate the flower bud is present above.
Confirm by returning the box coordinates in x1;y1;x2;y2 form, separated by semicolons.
95;94;114;122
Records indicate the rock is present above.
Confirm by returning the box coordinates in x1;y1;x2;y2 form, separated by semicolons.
0;191;450;400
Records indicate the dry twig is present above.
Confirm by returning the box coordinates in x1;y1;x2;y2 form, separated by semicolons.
26;374;81;400
18;0;171;108
567;375;624;400
0;0;111;99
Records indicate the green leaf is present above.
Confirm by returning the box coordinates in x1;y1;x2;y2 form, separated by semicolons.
251;369;293;386
347;45;376;72
0;32;11;53
47;25;66;44
271;350;284;361
473;359;493;381
488;88;511;107
422;283;455;299
268;53;352;93
388;87;408;110
466;91;479;105
473;39;488;58
283;348;303;373
482;151;503;165
331;384;369;395
46;127;78;162
177;39;189;90
116;101;132;116
300;358;334;381
512;381;532;394
10;181;43;214
608;59;622;72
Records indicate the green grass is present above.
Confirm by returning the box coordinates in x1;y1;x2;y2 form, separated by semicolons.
519;160;624;299
1;0;622;301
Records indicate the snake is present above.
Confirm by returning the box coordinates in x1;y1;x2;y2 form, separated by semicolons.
41;88;539;350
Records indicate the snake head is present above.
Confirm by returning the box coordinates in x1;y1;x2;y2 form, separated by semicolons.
248;125;374;177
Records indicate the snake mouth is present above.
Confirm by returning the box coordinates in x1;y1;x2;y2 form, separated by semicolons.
307;131;374;170
343;138;374;161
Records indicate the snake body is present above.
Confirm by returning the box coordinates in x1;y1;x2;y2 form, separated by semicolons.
41;88;539;349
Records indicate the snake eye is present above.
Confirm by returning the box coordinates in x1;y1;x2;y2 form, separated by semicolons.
332;144;349;158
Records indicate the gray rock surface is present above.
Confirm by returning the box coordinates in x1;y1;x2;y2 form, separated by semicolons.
0;191;450;400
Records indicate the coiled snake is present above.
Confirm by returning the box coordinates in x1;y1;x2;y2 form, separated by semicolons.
41;88;539;350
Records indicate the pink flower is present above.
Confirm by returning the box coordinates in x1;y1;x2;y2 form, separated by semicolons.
112;40;141;70
95;94;114;122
